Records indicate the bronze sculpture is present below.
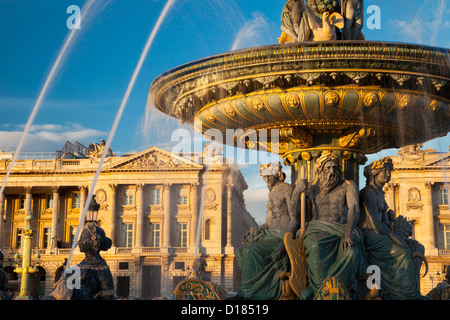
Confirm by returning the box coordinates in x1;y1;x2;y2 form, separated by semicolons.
147;0;449;300
0;251;12;300
44;222;115;300
235;162;300;300
280;0;344;43
341;0;364;40
359;157;426;299
292;152;365;299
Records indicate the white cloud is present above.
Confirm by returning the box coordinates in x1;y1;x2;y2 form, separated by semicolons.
388;0;449;46
0;122;106;152
231;11;277;51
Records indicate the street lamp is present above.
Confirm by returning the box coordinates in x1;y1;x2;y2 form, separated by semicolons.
14;215;40;300
85;196;100;224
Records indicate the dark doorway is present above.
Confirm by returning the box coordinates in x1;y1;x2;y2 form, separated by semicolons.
117;276;130;299
141;265;161;299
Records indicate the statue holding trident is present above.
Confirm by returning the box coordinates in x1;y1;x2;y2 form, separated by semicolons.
284;152;366;300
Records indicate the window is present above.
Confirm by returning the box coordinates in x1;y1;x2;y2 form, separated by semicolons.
72;193;80;209
174;262;185;270
43;227;52;248
16;228;24;248
119;262;129;270
438;187;449;205
205;219;212;241
441;224;450;249
46;194;53;209
123;188;134;205
19;195;25;210
122;223;133;247
150;188;161;205
176;223;188;247
149;223;160;247
177;187;188;205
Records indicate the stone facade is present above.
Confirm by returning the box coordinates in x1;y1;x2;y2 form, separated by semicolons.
383;144;450;295
0;145;257;299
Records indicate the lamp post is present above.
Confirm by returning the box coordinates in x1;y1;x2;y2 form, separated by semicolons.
85;196;100;224
14;215;40;300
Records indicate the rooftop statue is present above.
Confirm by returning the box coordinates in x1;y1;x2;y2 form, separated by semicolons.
359;157;427;300
88;139;116;158
291;152;366;299
280;0;361;43
235;162;300;300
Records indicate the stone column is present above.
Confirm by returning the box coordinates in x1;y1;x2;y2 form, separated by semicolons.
190;183;199;251
383;183;396;213
109;184;117;247
225;184;233;253
0;192;5;249
136;184;144;248
79;185;88;218
161;256;170;298
23;187;33;250
424;182;438;255
51;186;60;250
162;184;171;249
24;187;33;218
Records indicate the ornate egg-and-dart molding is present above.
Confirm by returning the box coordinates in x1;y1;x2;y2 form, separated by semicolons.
149;42;449;117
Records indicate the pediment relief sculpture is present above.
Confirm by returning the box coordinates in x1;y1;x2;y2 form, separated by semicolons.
111;149;199;170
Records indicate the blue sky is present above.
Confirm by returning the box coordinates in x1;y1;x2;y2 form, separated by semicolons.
0;0;449;223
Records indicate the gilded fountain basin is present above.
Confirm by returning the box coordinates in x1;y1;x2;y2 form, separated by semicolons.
148;41;450;157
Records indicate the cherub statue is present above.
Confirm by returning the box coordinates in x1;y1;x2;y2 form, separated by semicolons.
341;0;364;40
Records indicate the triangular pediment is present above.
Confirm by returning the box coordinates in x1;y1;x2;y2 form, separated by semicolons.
105;147;203;171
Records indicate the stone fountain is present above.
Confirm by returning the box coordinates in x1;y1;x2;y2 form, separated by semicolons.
148;0;450;300
148;1;449;184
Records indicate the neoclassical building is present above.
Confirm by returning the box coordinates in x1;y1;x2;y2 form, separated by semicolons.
383;144;450;294
0;143;257;299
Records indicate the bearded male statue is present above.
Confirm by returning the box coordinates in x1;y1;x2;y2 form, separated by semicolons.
293;152;366;299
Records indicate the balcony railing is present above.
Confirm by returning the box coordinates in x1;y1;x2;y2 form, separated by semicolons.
438;249;450;256
2;246;177;259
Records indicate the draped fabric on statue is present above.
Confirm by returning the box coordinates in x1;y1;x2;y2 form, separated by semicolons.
235;228;289;300
363;231;423;300
303;220;366;295
280;2;311;42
